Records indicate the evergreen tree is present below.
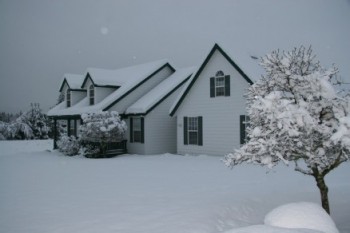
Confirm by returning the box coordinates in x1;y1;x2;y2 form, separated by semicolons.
224;46;350;214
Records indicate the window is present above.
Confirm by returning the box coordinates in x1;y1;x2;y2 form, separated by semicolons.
68;119;76;137
184;116;203;146
240;115;250;144
188;117;198;144
130;117;144;143
66;89;71;107
89;85;94;105
210;71;230;97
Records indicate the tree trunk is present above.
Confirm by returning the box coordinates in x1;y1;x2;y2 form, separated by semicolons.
314;174;330;214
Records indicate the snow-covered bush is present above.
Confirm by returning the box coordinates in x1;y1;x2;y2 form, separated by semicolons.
56;135;80;156
80;111;127;157
224;46;349;214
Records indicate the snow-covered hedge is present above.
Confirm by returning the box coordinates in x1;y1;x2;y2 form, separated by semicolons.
56;135;80;156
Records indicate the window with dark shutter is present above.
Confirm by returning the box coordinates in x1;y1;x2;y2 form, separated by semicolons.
184;116;203;146
210;71;230;97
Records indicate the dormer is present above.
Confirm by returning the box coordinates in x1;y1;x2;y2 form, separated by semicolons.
81;70;120;105
59;74;86;108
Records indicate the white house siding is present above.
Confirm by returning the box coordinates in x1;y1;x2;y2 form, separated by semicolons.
176;50;250;156
95;87;117;104
108;66;174;114
71;91;86;106
143;87;182;154
126;118;145;154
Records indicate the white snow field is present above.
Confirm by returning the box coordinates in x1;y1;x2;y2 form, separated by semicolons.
0;140;349;233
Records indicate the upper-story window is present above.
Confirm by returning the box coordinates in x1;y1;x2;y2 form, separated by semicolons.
210;70;230;97
66;89;71;107
89;85;94;105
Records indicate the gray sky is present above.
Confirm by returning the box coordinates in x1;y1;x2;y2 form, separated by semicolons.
1;0;350;113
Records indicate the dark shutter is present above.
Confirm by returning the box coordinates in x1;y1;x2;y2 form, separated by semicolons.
240;115;245;144
210;77;215;98
141;117;144;143
130;118;134;143
225;75;230;96
184;117;188;145
198;116;203;146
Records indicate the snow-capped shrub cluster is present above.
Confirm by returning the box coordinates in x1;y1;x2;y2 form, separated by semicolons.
79;111;127;157
80;111;127;143
56;135;80;156
224;46;349;214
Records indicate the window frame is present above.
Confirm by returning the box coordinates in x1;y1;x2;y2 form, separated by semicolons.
66;89;71;107
133;117;142;143
89;85;94;105
187;117;199;145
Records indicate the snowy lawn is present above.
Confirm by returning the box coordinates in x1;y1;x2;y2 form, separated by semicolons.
0;140;349;233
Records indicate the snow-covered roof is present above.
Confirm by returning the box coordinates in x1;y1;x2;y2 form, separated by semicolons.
59;74;85;92
48;60;174;117
169;43;258;116
125;67;196;115
83;59;172;88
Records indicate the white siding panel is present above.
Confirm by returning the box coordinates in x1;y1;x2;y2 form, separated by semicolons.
143;87;181;154
176;50;250;156
109;66;174;114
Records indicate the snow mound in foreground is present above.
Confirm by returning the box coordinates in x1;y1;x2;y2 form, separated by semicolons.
225;202;338;233
264;202;339;233
225;224;322;233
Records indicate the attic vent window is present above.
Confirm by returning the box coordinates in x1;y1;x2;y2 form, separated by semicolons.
210;71;230;97
89;85;94;105
66;90;71;107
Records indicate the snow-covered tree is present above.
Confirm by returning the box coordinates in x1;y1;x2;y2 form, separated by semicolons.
18;103;50;139
56;135;80;156
224;46;349;214
80;111;127;155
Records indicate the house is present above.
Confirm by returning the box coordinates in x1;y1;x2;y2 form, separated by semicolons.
170;43;255;156
48;60;177;153
49;43;258;156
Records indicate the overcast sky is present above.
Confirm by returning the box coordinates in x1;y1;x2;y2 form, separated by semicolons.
1;0;350;113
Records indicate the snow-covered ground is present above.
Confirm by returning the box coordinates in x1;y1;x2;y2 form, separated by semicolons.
0;140;349;233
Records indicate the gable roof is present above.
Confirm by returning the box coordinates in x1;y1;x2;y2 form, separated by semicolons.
48;60;175;117
81;59;174;88
169;43;254;116
58;74;85;92
125;67;196;116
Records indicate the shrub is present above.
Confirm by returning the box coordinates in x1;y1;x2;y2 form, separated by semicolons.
57;135;80;156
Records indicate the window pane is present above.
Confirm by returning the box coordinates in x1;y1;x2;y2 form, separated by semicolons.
215;77;225;96
134;131;141;142
189;132;198;145
188;117;198;130
216;87;225;96
133;118;141;130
